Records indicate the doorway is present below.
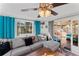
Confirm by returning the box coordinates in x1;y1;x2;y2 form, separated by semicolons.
53;19;71;50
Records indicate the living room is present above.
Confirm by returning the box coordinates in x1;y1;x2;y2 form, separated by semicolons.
0;2;79;56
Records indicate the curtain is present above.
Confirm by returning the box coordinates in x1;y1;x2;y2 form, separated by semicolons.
34;21;41;35
0;16;15;39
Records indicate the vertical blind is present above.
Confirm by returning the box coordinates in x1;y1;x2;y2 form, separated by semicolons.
0;16;15;39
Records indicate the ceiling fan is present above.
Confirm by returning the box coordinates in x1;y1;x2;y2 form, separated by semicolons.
21;3;67;18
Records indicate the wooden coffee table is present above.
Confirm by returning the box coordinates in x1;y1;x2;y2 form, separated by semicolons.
27;47;58;56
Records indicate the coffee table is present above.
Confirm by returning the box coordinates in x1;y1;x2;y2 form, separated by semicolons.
27;47;58;56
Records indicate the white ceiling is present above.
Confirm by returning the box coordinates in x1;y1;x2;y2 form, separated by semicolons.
0;3;79;21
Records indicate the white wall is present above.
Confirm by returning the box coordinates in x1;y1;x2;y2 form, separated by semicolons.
41;21;48;33
40;21;48;34
40;21;52;39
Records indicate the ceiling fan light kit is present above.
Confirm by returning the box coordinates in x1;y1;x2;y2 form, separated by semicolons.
38;3;53;17
39;9;52;17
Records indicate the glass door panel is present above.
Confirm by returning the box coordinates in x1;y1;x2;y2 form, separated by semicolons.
72;20;78;46
65;20;71;50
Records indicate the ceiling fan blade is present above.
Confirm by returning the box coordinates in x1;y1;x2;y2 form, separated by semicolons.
21;8;38;11
51;10;58;16
52;3;67;8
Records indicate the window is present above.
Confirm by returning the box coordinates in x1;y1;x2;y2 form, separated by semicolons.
17;21;32;36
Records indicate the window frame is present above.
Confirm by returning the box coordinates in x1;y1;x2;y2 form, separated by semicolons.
16;20;34;37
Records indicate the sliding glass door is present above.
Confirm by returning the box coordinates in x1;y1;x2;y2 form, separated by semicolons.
72;20;78;46
53;19;72;50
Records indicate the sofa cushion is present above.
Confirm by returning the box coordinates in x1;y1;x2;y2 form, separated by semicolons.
30;41;43;51
11;46;31;56
12;38;25;49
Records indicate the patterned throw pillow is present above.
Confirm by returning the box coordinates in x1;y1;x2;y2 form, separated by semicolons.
33;36;39;43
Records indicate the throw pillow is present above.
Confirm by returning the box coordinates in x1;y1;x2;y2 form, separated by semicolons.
24;37;33;46
0;42;11;56
33;36;39;43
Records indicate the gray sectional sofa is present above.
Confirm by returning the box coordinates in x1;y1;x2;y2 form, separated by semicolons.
3;37;60;56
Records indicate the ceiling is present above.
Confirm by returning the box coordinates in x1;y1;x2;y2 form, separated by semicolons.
0;3;79;21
